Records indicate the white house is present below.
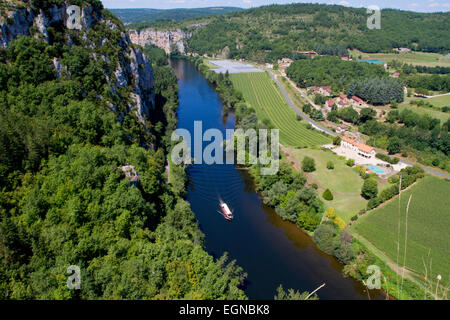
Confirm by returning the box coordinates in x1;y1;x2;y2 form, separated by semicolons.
341;137;376;159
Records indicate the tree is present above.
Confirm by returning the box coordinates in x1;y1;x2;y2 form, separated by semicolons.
313;222;337;255
332;136;341;146
274;285;318;300
302;156;316;172
310;109;325;121
386;110;399;123
361;178;378;199
302;103;312;114
326;161;334;170
334;243;355;264
387;136;402;154
359;108;376;123
314;94;327;106
322;189;334;201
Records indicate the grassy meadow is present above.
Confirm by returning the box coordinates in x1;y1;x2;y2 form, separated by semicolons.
353;176;450;286
230;72;330;147
399;103;450;122
351;50;450;67
289;147;367;222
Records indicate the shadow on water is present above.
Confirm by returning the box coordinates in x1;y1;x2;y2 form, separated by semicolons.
170;58;385;300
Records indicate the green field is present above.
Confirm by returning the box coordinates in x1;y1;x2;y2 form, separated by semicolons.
230;72;330;147
399;104;450;122
354;176;450;285
352;50;450;67
427;95;450;108
405;94;450;109
290;148;367;222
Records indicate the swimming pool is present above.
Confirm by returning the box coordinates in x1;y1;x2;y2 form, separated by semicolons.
368;165;385;174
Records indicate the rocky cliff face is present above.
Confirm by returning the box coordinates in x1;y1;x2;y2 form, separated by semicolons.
0;2;154;123
129;28;191;54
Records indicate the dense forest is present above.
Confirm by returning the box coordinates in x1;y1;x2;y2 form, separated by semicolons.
0;1;247;299
405;74;450;93
145;3;450;62
112;7;243;25
347;78;405;105
286;56;387;93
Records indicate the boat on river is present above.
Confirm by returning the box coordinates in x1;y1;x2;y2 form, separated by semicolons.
220;202;233;220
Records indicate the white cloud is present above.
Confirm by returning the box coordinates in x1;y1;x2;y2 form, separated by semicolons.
339;1;350;5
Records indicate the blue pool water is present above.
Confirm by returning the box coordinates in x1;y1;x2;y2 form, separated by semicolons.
368;165;385;174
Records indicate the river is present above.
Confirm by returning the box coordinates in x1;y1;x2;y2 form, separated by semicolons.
170;58;384;300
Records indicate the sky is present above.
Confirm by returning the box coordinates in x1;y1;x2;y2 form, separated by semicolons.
102;0;450;12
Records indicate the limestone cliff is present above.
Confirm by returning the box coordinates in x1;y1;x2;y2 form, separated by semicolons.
129;28;191;54
0;1;154;123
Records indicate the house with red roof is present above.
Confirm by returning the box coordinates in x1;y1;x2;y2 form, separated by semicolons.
338;93;349;106
341;136;376;159
307;86;332;97
351;95;366;106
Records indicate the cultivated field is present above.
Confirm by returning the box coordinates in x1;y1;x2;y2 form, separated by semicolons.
289;147;367;222
353;176;450;286
230;72;330;147
399;104;450;122
352;50;450;67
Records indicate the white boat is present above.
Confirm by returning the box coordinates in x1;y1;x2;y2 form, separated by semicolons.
220;202;233;220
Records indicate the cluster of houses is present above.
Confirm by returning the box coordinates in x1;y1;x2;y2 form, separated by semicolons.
307;86;332;96
324;94;367;112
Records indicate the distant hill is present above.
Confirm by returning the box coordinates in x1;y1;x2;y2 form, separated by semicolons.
110;7;243;24
148;3;450;62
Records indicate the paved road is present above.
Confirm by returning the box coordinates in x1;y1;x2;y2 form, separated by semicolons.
265;69;450;179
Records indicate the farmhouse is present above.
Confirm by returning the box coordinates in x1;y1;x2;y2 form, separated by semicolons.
336;125;348;133
277;58;293;75
397;47;411;53
351;95;366;106
307;86;332;96
278;58;293;67
338;93;349;106
326;99;336;111
341;137;376;159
